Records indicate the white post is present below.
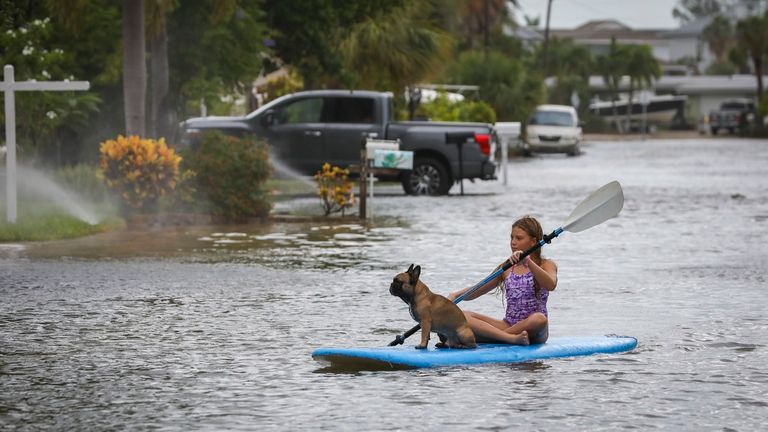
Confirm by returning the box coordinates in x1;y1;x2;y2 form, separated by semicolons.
494;122;521;187
1;64;89;223
368;172;374;219
500;136;508;186
4;66;17;223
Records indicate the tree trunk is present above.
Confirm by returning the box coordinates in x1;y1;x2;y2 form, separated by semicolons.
123;0;146;137
610;80;621;133
626;80;635;134
150;27;172;140
752;55;764;127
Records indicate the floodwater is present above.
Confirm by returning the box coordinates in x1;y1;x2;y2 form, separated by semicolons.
1;138;767;430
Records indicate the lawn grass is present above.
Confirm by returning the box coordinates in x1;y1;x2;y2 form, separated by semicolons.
266;178;317;198
0;213;124;242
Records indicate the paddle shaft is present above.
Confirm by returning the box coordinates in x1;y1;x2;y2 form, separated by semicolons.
388;227;563;346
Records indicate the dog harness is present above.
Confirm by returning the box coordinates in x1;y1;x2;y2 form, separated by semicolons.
503;270;548;326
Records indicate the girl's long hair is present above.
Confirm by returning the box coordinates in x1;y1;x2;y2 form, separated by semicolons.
497;216;545;302
512;216;544;301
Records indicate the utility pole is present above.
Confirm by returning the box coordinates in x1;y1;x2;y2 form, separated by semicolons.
484;0;490;58
542;0;553;74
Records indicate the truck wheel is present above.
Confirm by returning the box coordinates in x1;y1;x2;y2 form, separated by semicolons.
402;157;452;196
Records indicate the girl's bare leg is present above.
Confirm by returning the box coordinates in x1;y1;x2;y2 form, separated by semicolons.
463;311;530;345
504;312;549;344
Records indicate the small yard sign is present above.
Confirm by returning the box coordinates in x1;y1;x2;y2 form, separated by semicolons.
372;149;413;170
1;65;89;223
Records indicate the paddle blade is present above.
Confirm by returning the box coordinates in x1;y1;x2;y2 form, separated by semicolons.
563;181;624;233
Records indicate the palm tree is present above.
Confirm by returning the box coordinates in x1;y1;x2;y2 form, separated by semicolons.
122;0;146;137
146;0;176;140
736;12;768;127
49;0;148;137
340;2;451;92
624;44;661;130
459;0;515;52
597;38;626;132
701;15;735;62
542;37;593;109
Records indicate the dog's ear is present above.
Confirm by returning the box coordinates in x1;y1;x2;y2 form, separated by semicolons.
407;263;414;273
410;265;421;283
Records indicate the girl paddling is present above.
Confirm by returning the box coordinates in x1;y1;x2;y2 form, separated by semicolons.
448;216;557;345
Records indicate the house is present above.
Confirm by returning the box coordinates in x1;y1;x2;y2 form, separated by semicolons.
548;19;712;74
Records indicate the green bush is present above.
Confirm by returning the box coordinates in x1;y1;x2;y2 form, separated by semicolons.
416;93;497;123
181;131;273;222
53;163;111;202
581;112;612;133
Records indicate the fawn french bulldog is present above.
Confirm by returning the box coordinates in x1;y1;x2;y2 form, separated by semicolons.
389;264;476;349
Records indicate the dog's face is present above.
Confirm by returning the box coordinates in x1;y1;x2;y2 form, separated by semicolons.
389;264;421;304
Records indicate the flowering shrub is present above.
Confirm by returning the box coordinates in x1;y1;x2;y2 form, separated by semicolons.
99;135;181;214
314;163;355;216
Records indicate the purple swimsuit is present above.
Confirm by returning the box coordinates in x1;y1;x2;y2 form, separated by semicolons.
504;270;548;326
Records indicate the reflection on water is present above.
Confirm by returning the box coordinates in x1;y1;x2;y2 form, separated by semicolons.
2;218;409;271
1;139;768;430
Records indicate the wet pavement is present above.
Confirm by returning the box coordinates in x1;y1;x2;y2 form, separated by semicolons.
1;138;767;430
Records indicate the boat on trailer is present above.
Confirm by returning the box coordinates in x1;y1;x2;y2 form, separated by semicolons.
588;93;687;124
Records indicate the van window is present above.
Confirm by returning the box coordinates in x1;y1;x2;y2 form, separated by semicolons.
322;97;375;123
529;111;576;127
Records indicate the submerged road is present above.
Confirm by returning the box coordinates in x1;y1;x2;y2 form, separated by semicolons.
1;138;767;430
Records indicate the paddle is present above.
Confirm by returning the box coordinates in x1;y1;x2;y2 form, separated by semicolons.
388;180;625;346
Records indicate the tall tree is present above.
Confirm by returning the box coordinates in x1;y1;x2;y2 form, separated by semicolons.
123;0;146;137
624;44;661;129
702;14;735;62
340;2;450;91
443;50;544;122
537;37;593;111
168;1;268;118
146;0;176;140
264;0;405;89
596;38;626;132
736;12;768;126
458;0;513;52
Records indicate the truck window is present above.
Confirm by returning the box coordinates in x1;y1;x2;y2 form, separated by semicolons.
277;97;323;124
322;97;375;123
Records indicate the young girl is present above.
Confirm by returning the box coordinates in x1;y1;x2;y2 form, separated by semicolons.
447;216;557;345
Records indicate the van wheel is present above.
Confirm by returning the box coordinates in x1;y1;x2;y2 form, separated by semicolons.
402;157;452;196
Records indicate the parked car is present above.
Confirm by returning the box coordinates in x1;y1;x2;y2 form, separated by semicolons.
708;99;755;135
180;90;497;195
522;105;582;156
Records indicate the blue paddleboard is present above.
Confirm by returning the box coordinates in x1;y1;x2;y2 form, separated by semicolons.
312;335;637;369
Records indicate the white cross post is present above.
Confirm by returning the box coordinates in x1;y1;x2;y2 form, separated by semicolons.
1;64;89;223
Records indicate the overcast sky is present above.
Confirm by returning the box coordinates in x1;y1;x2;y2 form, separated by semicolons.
515;0;681;29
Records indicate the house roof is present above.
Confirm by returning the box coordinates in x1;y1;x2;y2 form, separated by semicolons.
549;20;666;42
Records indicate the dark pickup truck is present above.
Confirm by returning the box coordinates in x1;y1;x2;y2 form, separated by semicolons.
708;99;755;134
180;90;497;195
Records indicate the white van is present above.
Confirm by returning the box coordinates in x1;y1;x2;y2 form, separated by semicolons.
523;105;582;156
